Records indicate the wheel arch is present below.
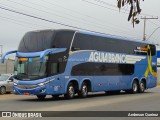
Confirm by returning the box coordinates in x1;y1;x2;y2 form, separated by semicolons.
65;79;79;93
140;77;147;89
131;77;139;87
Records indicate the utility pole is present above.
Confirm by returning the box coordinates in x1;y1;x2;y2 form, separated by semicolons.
141;16;158;41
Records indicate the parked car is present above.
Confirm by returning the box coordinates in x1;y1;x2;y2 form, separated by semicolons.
0;74;14;94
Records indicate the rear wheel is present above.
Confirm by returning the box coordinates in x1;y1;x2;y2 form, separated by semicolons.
130;81;138;94
139;81;145;93
64;83;75;99
37;95;46;100
0;86;6;94
79;82;88;98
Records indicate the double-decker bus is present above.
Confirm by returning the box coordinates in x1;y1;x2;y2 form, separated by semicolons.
1;29;157;100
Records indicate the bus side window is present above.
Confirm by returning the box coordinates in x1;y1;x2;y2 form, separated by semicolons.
49;63;59;75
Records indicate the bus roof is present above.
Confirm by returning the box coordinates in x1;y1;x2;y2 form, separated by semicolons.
36;29;154;45
18;29;155;53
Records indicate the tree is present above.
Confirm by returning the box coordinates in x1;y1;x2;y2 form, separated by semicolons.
117;0;144;27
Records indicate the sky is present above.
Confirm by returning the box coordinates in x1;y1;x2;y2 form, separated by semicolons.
0;0;160;57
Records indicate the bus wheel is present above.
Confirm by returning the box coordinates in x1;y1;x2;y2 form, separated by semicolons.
37;95;46;100
139;81;145;93
131;81;138;94
0;86;6;94
64;83;75;99
79;82;88;98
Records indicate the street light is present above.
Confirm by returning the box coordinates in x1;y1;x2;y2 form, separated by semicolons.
147;26;160;40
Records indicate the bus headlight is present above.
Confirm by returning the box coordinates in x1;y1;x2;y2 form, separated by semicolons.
38;83;45;86
37;80;50;86
14;82;18;86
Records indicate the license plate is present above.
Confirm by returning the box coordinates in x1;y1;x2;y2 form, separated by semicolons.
24;92;30;95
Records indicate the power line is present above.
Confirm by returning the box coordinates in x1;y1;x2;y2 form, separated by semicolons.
0;2;42;19
21;0;132;33
39;0;133;33
0;13;50;28
157;19;160;23
1;1;142;39
0;5;142;40
0;5;115;35
94;0;116;8
40;0;123;25
148;20;160;27
6;0;120;32
92;0;156;17
0;16;37;29
81;0;121;13
38;0;143;38
141;16;158;40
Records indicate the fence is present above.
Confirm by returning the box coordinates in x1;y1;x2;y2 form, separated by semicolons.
0;59;14;74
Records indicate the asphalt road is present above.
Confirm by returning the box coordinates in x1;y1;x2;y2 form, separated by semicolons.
0;87;160;120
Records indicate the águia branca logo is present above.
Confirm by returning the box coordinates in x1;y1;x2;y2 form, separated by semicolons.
88;52;146;64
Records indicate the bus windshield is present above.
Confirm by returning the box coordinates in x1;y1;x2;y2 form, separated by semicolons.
14;57;48;80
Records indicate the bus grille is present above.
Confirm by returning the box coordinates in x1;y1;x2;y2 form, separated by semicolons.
17;85;37;89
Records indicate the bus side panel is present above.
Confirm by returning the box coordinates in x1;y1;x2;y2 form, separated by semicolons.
92;76;132;92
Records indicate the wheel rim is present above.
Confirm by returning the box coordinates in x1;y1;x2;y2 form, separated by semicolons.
140;82;145;92
133;83;138;92
0;87;6;94
82;85;87;96
69;86;74;98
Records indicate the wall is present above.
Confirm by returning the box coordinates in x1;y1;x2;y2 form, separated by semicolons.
0;59;14;74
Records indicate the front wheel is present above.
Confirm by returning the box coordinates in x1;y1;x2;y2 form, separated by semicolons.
64;83;75;99
37;95;46;100
78;82;88;98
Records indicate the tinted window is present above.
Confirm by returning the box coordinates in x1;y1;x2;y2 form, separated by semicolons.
18;30;75;52
53;30;75;50
18;30;55;52
72;33;156;56
71;63;134;76
46;53;68;76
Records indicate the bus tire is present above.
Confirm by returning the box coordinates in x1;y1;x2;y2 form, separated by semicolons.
79;82;88;98
37;95;46;100
130;81;138;94
0;86;6;94
139;81;145;93
64;83;75;99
